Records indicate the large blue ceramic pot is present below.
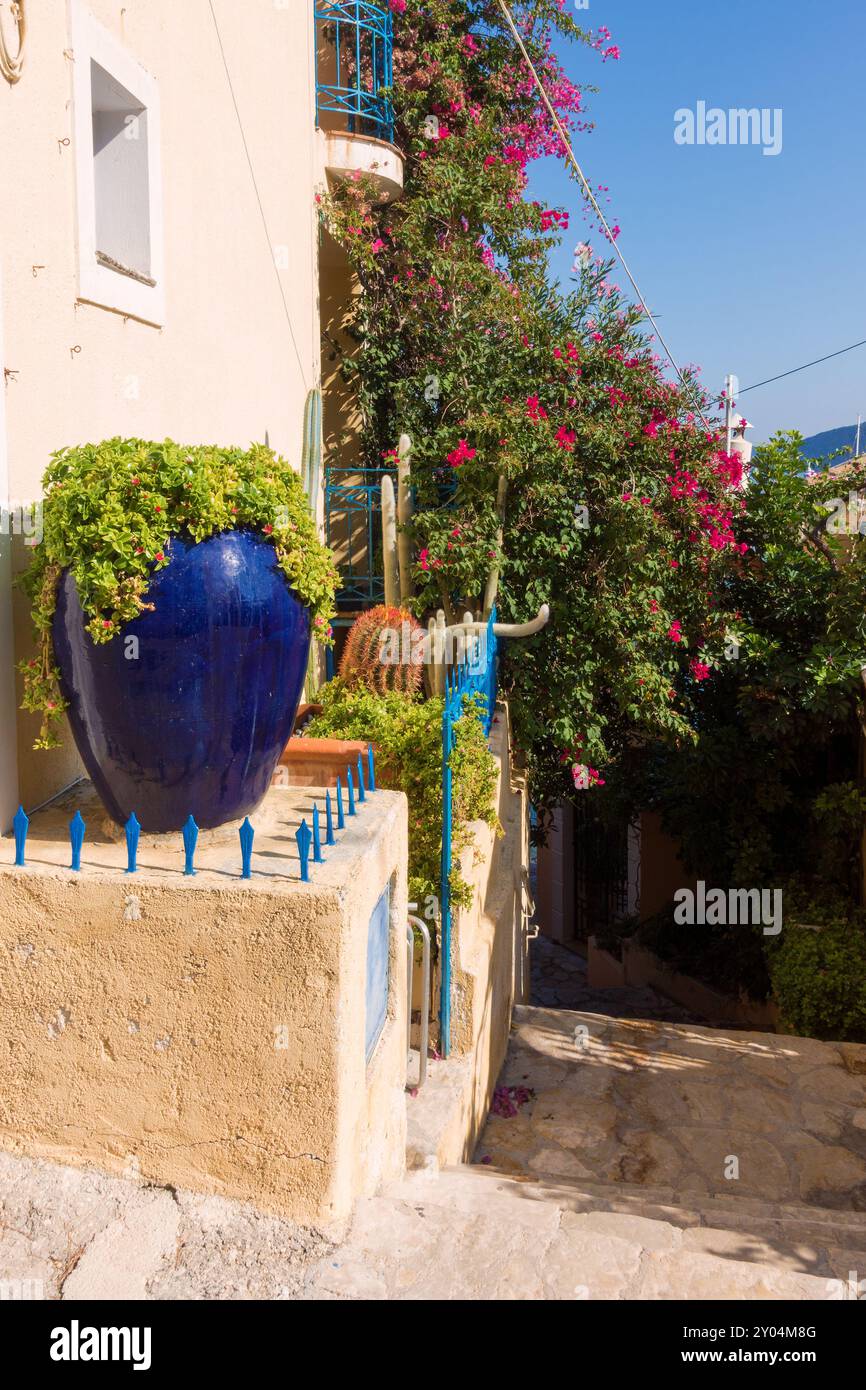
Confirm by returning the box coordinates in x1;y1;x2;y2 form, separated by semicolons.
52;530;311;832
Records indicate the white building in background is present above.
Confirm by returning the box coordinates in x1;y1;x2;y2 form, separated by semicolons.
0;0;402;829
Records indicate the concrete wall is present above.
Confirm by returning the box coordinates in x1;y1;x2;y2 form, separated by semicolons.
0;784;409;1228
0;0;321;817
639;809;697;922
407;704;530;1168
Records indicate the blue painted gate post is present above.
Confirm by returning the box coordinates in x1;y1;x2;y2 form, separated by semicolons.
439;685;454;1057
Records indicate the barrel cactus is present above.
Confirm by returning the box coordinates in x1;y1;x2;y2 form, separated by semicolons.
339;604;426;694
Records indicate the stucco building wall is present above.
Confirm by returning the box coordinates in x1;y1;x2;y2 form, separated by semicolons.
0;0;322;818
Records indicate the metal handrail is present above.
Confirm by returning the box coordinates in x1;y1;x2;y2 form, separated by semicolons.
406;913;431;1089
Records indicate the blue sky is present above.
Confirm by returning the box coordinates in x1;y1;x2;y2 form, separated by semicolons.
525;0;866;442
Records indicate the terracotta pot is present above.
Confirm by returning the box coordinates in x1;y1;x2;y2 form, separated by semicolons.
273;735;372;789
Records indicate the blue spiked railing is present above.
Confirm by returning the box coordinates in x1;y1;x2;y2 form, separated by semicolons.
439;611;498;1057
125;813;141;874
7;750;379;880
13;805;28;866
182;815;199;876
296;819;312;882
239;817;255;878
314;2;394;144
69;811;86;872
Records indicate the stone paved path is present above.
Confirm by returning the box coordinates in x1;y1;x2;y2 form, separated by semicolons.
530;932;701;1023
477;1007;866;1208
4;1005;865;1300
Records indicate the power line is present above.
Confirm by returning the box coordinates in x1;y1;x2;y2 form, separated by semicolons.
495;0;714;432
739;339;866;394
208;0;309;393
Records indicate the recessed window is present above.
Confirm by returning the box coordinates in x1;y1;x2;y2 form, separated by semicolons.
91;61;153;285
70;1;164;324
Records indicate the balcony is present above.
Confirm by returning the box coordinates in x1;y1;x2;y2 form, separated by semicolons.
314;1;404;203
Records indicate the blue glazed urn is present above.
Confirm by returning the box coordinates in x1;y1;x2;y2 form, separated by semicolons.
52;530;311;832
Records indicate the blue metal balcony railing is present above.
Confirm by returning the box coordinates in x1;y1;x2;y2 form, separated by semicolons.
324;465;394;609
314;1;395;145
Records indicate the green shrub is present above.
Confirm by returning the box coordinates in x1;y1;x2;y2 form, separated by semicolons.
306;679;499;926
636;907;772;1001
766;918;866;1041
19;438;338;749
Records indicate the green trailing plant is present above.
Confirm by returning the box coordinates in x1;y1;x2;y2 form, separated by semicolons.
765;916;866;1042
19;437;339;749
305;678;499;919
339;604;426;694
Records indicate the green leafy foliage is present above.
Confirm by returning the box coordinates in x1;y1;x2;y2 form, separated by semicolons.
318;0;742;814
306;679;499;919
19;438;338;748
766;919;866;1042
629;433;866;893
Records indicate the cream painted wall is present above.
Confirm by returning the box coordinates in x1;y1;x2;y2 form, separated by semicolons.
0;261;21;831
0;0;322;817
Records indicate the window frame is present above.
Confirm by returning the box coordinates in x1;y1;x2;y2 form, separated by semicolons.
69;0;165;325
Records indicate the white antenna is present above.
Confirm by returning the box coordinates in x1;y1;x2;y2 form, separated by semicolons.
856;414;862;459
724;374;739;454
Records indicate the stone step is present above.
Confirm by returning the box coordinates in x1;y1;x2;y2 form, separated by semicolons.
305;1163;857;1300
394;1164;866;1275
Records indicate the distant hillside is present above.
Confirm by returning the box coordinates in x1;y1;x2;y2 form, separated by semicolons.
800;424;864;467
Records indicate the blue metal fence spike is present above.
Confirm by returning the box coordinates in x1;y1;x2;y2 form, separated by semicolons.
357;754;366;803
336;776;345;830
296;819;312;881
125;813;140;874
239;816;254;879
347;767;356;816
312;804;324;863
13;805;28;867
325;791;336;846
367;744;376;793
69;810;86;871
182;814;199;876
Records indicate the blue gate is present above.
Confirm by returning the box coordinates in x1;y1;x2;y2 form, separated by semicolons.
439;613;498;1056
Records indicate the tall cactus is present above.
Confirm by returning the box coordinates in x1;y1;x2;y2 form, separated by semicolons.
302;388;323;515
380;434;549;695
302;388;324;702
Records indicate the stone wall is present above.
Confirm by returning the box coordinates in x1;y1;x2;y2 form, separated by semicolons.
0;785;409;1229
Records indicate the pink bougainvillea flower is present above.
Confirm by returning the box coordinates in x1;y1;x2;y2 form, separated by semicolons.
690;659;711;682
491;1085;535;1118
419;548;430;572
555;426;576;451
447;438;476;467
667;620;683;643
525;395;548;422
370;238;386;254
